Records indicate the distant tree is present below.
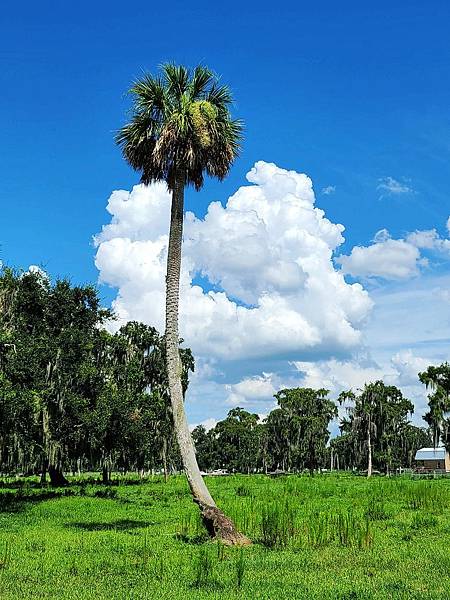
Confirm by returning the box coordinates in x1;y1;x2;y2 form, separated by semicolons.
271;388;337;474
265;407;290;471
376;388;415;474
419;363;450;447
329;430;358;471
339;381;413;476
213;408;260;473
399;423;432;467
116;64;248;544
191;425;218;472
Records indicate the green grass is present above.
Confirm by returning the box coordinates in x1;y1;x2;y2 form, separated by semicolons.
1;474;450;599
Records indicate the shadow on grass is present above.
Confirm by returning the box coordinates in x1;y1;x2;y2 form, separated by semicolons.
0;486;122;514
0;492;26;514
0;475;171;515
0;477;163;490
0;488;80;514
68;519;154;531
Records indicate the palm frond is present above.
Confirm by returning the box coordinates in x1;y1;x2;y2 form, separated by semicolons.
207;84;234;107
189;65;215;99
162;63;189;98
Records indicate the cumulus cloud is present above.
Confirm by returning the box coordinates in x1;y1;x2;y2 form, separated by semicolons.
336;222;450;281
406;228;450;254
189;418;218;432
226;373;277;406
390;350;431;387
19;265;50;284
25;265;49;280
95;161;372;361
93;163;450;426
377;177;413;196
304;352;430;395
293;357;387;395
336;231;423;280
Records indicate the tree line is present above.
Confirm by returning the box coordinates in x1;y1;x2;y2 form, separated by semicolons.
192;382;434;476
1;266;449;483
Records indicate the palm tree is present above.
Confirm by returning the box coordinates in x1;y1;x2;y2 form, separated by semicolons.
116;64;249;544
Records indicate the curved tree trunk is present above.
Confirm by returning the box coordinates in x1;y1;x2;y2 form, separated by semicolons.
165;175;250;546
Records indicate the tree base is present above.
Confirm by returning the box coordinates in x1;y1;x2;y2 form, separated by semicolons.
48;466;69;487
196;500;251;546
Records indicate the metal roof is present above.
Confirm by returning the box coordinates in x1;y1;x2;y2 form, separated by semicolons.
414;447;447;461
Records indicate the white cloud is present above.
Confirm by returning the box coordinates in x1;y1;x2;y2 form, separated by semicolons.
390;350;431;387
361;273;450;422
293;358;386;396
377;177;413;196
336;233;422;280
95;161;372;361
364;272;450;357
406;229;439;249
195;271;450;425
321;185;336;195
189;418;218;432
336;221;450;281
28;265;48;277
406;228;450;254
373;228;390;243
226;373;277;406
20;265;50;284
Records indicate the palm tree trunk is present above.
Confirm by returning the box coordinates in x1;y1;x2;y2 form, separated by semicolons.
165;174;250;545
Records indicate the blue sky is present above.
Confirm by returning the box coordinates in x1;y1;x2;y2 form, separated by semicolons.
2;1;450;425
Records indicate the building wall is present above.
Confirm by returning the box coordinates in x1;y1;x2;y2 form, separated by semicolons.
417;457;450;471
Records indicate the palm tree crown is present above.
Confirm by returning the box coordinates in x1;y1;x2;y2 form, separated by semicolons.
116;64;243;191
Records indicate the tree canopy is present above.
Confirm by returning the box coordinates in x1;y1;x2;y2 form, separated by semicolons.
419;363;450;447
0;268;193;483
115;63;243;191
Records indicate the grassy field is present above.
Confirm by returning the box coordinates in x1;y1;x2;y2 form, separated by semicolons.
1;473;450;599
